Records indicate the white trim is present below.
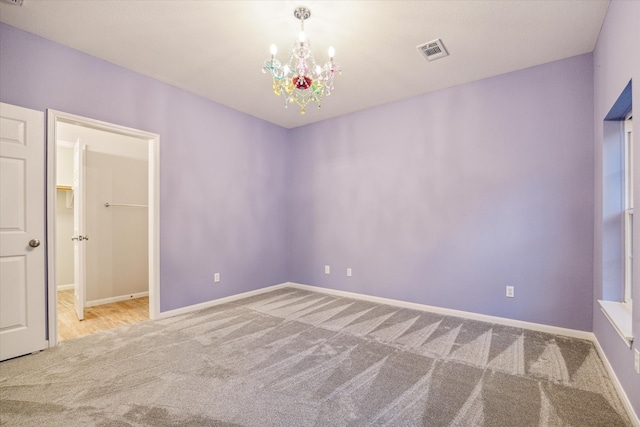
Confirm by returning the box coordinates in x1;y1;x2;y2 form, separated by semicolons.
155;281;594;340
624;209;633;304
592;337;640;427
46;110;161;348
286;283;594;340
624;111;633;305
56;284;74;291
56;140;75;149
598;300;634;347
155;283;290;319
85;291;149;307
148;132;160;320
46;112;58;346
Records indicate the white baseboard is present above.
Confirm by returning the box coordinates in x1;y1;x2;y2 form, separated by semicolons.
85;291;149;307
155;281;594;340
592;336;640;426
57;284;74;291
287;283;594;340
155;283;290;319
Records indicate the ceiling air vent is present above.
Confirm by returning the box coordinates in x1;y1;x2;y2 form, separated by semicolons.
417;39;449;62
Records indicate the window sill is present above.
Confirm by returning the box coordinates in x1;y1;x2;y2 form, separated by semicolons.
598;300;633;348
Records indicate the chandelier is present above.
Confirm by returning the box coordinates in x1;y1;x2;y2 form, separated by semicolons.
262;7;341;114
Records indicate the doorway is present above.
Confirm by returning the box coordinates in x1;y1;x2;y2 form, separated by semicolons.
47;111;160;346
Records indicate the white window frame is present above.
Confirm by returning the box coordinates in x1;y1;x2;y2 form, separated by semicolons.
623;110;633;308
599;89;633;348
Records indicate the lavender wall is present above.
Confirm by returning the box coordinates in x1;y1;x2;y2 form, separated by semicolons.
593;0;640;417
0;23;289;312
289;54;595;332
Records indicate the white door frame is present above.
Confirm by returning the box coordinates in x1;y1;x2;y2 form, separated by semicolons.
72;139;86;321
46;110;160;346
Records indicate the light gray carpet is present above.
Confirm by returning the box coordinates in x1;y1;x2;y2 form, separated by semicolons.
0;287;633;426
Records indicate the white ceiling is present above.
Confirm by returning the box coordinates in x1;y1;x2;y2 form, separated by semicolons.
0;0;609;129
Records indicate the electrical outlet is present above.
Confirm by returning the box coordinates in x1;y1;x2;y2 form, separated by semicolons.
214;273;220;283
347;268;352;277
506;286;515;298
634;348;640;374
325;265;330;274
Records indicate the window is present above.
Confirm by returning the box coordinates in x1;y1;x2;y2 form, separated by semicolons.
623;111;633;306
599;81;633;347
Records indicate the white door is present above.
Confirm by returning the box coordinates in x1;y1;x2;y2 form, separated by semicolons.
73;140;86;321
0;102;48;361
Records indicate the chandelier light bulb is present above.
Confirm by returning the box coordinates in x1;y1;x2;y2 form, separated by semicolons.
298;31;306;43
328;46;335;59
270;44;278;56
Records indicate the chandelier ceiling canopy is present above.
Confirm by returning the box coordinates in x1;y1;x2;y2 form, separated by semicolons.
262;7;341;115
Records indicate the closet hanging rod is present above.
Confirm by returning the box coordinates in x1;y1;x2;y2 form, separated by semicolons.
104;202;148;208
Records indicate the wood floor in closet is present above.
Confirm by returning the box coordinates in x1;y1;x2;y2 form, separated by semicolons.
57;289;148;342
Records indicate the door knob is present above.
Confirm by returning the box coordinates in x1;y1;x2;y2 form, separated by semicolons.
29;239;41;248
